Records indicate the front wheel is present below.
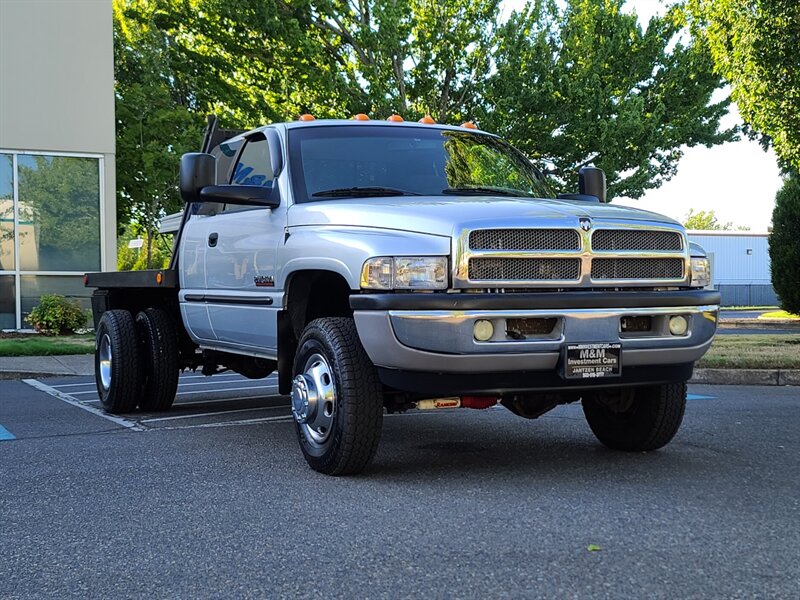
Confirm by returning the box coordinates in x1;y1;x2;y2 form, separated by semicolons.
582;382;687;451
291;318;383;475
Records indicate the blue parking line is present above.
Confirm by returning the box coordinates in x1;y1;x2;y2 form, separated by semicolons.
687;394;715;401
0;423;16;441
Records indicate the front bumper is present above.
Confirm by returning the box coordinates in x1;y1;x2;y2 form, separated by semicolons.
351;290;719;391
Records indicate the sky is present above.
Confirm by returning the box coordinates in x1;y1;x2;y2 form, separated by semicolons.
500;0;784;232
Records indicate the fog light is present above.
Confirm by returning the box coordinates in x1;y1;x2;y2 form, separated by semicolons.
669;315;689;336
473;319;494;341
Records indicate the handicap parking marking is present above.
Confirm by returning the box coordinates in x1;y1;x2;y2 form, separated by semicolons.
0;423;16;441
687;394;716;401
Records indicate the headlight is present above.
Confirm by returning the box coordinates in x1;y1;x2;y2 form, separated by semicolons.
690;257;711;288
360;257;448;290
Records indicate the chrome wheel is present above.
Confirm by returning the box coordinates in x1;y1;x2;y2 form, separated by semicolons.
291;352;336;445
98;333;112;391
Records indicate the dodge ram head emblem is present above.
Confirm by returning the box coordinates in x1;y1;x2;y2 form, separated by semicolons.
579;218;592;232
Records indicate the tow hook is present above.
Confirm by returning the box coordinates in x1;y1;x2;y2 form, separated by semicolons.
414;396;498;410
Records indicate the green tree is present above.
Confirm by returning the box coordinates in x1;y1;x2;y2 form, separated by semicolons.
769;174;800;313
683;209;733;230
689;0;800;171
484;0;734;199
306;0;499;121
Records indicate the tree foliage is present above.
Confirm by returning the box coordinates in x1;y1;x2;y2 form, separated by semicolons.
690;0;800;171
484;0;733;199
769;174;800;313
113;0;735;232
683;209;733;230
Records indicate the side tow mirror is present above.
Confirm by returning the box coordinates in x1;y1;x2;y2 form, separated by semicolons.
180;153;216;203
579;166;607;203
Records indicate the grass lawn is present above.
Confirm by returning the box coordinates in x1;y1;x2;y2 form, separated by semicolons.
697;334;800;369
0;333;95;357
0;331;798;370
759;310;800;320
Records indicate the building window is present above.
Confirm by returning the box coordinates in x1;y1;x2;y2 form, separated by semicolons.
0;154;13;272
0;151;103;330
17;155;101;272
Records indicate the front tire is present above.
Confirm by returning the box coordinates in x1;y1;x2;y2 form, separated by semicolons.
291;318;383;475
95;310;142;414
582;382;687;451
136;308;180;411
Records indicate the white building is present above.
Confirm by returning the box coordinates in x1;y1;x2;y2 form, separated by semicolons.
688;231;778;306
0;0;115;329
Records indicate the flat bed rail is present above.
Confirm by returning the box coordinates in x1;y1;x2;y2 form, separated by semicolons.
85;269;178;289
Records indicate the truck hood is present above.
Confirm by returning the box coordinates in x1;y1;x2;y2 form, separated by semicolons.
287;196;681;237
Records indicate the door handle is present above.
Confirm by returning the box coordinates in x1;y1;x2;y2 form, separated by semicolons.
208;232;218;247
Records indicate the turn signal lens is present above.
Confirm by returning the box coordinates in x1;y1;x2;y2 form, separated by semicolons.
361;257;394;290
690;257;711;288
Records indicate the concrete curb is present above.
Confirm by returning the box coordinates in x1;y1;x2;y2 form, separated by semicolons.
690;368;800;386
1;361;797;386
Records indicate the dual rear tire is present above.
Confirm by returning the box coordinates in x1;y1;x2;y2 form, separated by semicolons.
95;308;179;414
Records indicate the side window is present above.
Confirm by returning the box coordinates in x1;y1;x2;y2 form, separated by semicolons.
231;136;273;186
223;135;274;213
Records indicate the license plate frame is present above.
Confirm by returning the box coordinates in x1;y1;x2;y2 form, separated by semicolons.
563;343;622;380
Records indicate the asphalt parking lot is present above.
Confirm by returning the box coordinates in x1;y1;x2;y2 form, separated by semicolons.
1;375;798;599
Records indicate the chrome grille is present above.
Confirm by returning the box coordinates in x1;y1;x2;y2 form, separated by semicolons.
469;258;581;281
591;258;684;280
592;229;682;251
469;229;580;251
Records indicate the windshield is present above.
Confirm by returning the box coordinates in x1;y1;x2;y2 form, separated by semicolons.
288;125;555;203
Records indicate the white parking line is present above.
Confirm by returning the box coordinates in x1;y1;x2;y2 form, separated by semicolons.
81;394;287;406
176;385;279;396
49;382;99;389
141;405;289;423
158;414;295;430
23;379;145;432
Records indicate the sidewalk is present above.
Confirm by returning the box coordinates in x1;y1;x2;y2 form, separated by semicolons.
0;354;94;380
0;353;798;386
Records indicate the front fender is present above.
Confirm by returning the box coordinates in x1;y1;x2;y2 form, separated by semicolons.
278;226;451;289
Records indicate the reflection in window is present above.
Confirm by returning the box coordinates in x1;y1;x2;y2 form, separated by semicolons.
17;155;100;271
0;155;13;272
0;275;15;329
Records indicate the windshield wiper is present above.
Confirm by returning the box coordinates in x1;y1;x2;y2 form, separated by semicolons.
441;186;532;197
312;186;421;198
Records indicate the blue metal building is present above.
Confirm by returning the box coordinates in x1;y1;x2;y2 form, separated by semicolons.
687;231;778;307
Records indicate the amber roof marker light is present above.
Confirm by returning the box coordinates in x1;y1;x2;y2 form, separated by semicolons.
298;114;315;121
353;113;370;121
419;115;436;124
461;121;477;129
387;114;404;122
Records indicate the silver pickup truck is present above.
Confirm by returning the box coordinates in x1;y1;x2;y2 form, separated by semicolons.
86;117;719;475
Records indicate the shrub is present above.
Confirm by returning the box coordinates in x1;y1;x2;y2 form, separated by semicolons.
769;174;800;314
26;294;91;335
